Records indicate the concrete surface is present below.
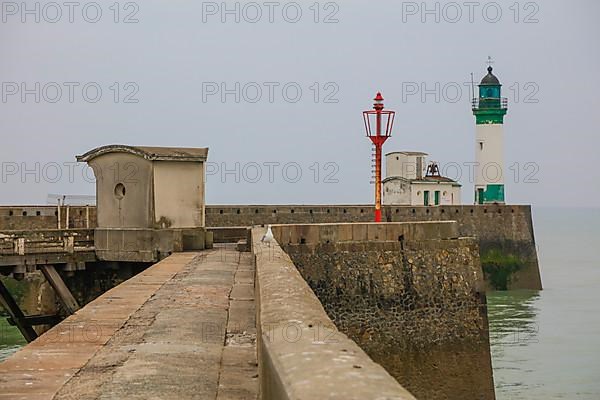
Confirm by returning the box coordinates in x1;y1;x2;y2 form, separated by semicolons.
0;247;258;400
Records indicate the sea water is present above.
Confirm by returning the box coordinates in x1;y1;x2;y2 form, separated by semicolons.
0;316;26;362
488;207;600;399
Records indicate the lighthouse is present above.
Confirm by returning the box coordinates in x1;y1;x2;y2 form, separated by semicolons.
472;65;508;204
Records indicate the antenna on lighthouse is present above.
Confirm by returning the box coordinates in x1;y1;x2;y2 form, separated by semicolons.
470;72;475;104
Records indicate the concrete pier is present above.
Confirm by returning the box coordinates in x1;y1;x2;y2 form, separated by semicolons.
0;247;258;399
1;222;500;399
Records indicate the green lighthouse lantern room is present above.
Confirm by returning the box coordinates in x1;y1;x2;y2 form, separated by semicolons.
473;66;508;125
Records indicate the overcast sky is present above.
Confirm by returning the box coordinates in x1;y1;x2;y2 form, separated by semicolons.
1;0;598;207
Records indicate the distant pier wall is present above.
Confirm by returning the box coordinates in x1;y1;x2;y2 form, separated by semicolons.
386;205;541;290
208;204;541;290
0;204;541;290
0;206;96;230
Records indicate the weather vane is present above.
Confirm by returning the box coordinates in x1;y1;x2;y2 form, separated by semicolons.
486;56;495;68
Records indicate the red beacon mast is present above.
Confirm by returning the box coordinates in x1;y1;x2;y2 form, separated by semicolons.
363;92;396;222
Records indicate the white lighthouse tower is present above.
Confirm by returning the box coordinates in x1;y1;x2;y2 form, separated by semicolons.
472;64;508;204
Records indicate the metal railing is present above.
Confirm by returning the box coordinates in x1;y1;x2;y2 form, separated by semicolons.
471;97;508;110
0;230;94;256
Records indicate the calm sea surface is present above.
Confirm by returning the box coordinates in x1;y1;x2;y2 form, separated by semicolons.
1;207;599;399
0;317;26;362
488;207;600;399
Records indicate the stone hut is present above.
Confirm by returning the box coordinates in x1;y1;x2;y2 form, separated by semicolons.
77;145;211;261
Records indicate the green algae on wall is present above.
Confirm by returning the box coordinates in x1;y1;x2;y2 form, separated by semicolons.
0;274;59;326
0;277;27;315
481;250;524;290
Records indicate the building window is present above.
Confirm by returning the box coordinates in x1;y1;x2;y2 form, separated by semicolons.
114;183;126;200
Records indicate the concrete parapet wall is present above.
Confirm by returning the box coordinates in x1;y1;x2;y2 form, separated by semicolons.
0;204;540;289
207;226;250;244
274;222;495;400
272;221;458;246
0;204;536;240
251;227;417;400
209;205;373;226
0;206;97;231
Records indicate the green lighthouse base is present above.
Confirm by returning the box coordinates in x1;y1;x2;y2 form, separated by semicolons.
476;184;505;204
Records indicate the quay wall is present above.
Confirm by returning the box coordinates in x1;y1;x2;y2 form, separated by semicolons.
207;204;541;290
272;222;496;400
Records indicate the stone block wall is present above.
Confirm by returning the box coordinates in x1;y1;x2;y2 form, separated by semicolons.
207;205;373;226
385;205;541;290
209;204;541;290
0;204;541;290
274;223;495;400
0;206;97;230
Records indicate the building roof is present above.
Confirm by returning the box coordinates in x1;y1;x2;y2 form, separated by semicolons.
416;176;459;184
411;176;462;186
384;175;461;186
480;66;501;85
385;151;428;157
76;145;209;162
383;176;412;184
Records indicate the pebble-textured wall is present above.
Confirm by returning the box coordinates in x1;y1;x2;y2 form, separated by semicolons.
277;224;495;400
284;240;487;347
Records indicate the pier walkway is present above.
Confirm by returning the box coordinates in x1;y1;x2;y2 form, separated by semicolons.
0;246;258;399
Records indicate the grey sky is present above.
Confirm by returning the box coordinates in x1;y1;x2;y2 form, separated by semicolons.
1;0;598;207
